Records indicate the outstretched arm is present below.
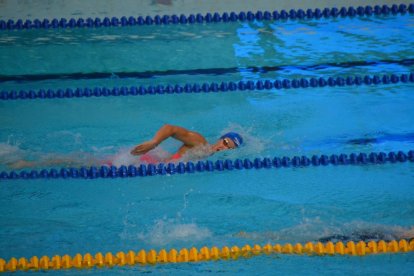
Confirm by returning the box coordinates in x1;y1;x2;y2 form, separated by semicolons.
130;124;207;156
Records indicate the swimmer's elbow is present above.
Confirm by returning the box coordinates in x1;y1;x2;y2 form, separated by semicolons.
159;124;190;141
161;124;175;132
161;124;181;136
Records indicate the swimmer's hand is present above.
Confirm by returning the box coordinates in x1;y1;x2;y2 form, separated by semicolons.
130;140;158;155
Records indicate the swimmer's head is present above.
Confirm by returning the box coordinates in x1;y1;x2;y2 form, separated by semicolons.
212;132;243;152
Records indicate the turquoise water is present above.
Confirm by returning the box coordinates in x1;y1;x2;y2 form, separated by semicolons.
0;13;414;275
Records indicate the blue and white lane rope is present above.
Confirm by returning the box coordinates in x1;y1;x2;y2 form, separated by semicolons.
1;73;413;101
0;4;413;31
1;150;413;180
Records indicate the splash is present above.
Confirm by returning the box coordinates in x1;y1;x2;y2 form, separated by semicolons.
46;130;83;146
110;146;171;167
179;144;213;163
0;142;25;164
218;122;269;158
135;218;212;246
0;135;27;167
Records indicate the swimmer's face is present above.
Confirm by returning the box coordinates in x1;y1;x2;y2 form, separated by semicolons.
212;138;236;152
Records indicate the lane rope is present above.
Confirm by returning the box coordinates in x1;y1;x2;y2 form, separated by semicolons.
1;239;413;272
1;72;413;101
1;150;413;181
0;4;413;31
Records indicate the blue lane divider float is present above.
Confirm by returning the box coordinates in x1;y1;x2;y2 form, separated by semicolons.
1;150;413;180
0;4;413;31
1;72;413;101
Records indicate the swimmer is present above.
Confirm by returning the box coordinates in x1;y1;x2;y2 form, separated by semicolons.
6;124;243;169
130;124;243;162
318;227;414;243
234;226;414;243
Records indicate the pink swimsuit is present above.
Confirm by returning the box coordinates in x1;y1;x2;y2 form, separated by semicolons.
103;152;182;166
169;153;182;160
139;152;182;164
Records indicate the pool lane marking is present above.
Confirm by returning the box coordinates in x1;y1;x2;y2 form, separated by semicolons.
1;59;413;83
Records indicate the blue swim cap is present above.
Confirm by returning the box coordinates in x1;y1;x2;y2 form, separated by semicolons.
220;132;243;148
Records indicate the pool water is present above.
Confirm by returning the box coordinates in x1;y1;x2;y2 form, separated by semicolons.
0;10;414;275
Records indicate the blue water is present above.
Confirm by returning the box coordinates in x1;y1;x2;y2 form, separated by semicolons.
0;12;414;275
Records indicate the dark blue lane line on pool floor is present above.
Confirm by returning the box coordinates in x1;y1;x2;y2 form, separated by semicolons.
346;133;414;145
1;59;413;83
1;150;413;180
1;72;413;101
0;4;413;31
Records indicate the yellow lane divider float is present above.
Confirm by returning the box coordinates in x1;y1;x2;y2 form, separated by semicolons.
1;239;413;272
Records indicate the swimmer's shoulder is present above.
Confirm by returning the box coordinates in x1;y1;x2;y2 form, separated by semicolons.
184;130;208;146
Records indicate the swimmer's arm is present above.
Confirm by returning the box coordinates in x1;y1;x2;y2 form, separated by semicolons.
130;124;206;155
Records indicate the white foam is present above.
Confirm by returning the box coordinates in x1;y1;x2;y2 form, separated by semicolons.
110;147;172;167
47;130;82;141
111;148;139;167
220;123;269;156
0;142;25;164
135;219;212;246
